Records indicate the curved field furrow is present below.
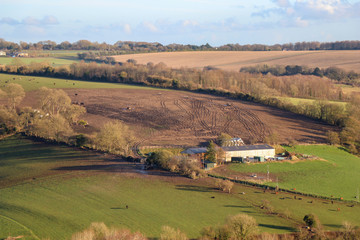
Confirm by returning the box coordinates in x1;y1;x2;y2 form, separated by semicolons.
60;88;334;147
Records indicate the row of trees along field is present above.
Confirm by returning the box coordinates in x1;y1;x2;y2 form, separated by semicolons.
1;38;360;52
0;83;135;155
1;60;360;153
240;64;360;86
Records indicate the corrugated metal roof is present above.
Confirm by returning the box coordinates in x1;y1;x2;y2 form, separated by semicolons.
181;147;207;155
222;144;274;152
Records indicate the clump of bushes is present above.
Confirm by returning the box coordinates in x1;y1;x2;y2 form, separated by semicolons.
71;222;147;240
200;213;258;240
215;179;234;193
146;150;207;179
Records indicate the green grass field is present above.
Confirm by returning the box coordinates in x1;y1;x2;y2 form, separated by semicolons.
0;73;160;91
228;145;360;200
0;56;80;67
1;136;359;239
276;96;347;107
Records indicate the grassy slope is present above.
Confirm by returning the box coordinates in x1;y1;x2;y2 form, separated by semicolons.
276;96;347;107
0;73;160;91
1;136;359;239
228;145;360;200
0;137;292;239
0;57;80;66
0;136;102;188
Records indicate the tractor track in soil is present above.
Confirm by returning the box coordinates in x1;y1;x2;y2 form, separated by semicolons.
57;88;335;147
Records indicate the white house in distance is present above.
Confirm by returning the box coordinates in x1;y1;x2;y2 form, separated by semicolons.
0;51;6;56
222;144;275;162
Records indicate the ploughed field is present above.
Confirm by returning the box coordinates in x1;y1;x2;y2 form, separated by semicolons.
113;50;360;73
58;88;334;147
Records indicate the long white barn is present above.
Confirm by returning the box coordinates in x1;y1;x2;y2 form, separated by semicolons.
222;144;275;162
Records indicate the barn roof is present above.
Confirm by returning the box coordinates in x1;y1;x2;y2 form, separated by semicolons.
181;147;207;155
222;144;274;152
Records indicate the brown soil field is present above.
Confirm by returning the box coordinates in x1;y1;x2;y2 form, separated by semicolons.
113;50;360;72
31;88;334;148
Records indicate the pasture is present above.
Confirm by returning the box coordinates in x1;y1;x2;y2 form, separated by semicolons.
225;145;360;201
276;97;347;107
0;56;80;67
0;73;158;91
1;136;359;240
113;50;360;72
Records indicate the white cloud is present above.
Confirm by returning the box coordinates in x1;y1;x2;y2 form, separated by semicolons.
272;0;290;7
42;16;59;25
123;24;132;34
143;21;158;32
22;16;40;25
295;16;309;27
182;20;198;27
0;17;19;25
1;16;59;26
251;0;360;29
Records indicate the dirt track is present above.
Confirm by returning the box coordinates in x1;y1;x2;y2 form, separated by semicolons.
62;88;334;147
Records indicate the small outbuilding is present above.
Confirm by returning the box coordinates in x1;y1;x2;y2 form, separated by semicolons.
222;144;275;162
203;161;216;170
0;51;6;56
181;147;207;162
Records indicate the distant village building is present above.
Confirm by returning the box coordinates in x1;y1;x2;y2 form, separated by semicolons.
15;52;29;57
222;144;275;162
0;51;6;56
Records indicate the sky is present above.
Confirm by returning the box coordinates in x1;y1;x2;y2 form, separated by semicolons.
1;0;360;46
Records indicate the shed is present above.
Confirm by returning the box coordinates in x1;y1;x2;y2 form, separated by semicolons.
222;144;275;162
0;51;6;56
203;161;216;170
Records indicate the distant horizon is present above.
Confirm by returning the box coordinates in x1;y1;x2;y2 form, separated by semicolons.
1;0;360;46
2;39;360;48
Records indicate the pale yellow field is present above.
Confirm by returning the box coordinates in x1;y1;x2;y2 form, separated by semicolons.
113;50;360;72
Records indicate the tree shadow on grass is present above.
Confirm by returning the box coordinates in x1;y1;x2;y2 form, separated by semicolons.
258;224;295;232
223;205;252;208
324;224;342;228
176;185;215;192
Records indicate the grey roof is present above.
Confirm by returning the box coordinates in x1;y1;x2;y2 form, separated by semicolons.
222;144;274;152
181;147;207;155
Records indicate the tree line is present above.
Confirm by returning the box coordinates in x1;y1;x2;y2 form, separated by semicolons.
240;64;360;86
1;60;359;153
1;38;360;53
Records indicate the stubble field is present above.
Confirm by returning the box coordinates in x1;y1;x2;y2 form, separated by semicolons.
113;50;360;72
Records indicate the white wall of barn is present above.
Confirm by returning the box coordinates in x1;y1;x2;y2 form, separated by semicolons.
224;149;275;161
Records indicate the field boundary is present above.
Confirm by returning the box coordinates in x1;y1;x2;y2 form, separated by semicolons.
0;214;40;240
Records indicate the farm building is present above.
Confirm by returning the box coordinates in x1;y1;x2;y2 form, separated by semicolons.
222;144;275;162
0;51;6;56
203;161;216;170
181;147;207;161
